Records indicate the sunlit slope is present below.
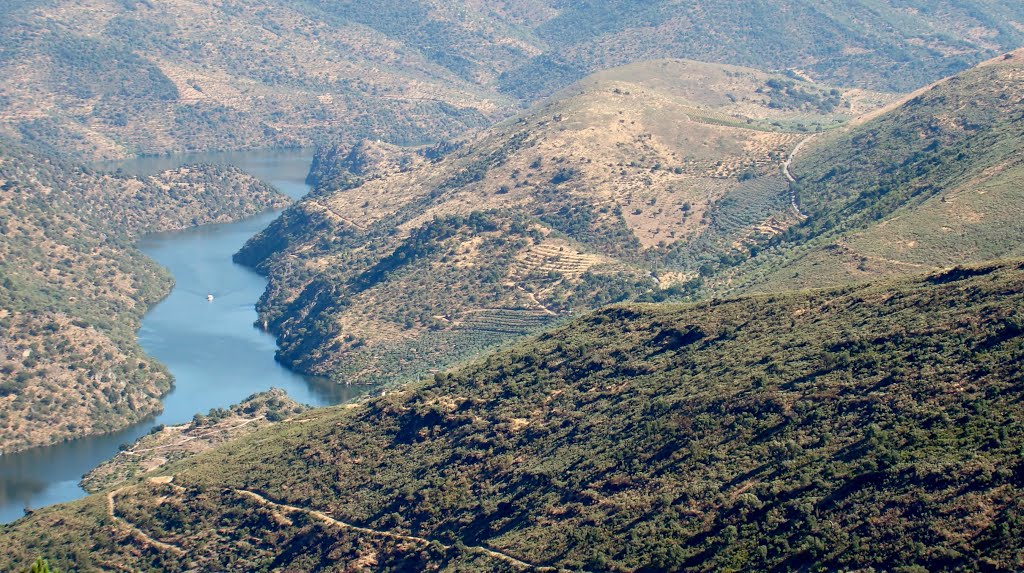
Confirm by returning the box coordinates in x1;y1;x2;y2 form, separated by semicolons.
728;49;1024;293
235;59;881;385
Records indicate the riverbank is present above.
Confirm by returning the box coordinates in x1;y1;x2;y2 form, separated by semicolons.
0;143;291;458
0;149;367;523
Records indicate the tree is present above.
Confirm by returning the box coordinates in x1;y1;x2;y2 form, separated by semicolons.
24;558;59;573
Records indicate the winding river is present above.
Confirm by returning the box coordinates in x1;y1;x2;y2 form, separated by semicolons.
0;150;363;523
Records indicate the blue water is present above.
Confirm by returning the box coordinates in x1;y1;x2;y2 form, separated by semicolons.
0;149;363;523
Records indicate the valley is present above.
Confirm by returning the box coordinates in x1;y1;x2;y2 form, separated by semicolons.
0;141;292;454
1;2;1023;571
0;149;364;523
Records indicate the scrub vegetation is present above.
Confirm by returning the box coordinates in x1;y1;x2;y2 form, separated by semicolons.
0;138;289;453
2;3;1024;570
3;0;1024;160
80;389;306;493
2;260;1021;571
238;50;1024;390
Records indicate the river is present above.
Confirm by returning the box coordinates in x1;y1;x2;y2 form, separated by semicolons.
0;149;363;523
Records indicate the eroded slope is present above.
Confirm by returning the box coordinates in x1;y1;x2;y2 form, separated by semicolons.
237;60;881;385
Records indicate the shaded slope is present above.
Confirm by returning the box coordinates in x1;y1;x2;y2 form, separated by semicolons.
2;260;1022;571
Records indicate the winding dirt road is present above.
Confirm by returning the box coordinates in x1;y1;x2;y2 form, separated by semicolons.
784;135;816;220
235;489;569;572
106;488;186;556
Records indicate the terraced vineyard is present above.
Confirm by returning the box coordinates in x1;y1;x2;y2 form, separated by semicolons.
236;59;880;388
510;242;606;280
663;173;793;274
708;176;792;238
454;308;556;336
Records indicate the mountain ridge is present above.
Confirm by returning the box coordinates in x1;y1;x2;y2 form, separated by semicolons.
235;58;879;386
3;0;1024;160
236;50;1024;389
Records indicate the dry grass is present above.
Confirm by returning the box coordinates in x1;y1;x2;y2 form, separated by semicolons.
244;59;886;385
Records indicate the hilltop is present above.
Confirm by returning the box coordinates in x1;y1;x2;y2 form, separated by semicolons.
238;49;1024;388
0;139;290;453
2;260;1021;571
725;48;1024;293
236;59;886;385
3;0;1024;159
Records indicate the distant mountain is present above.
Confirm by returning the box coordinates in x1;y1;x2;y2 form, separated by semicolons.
509;0;1024;96
0;139;289;453
234;59;882;385
3;0;1024;159
3;259;1021;571
0;0;508;160
726;48;1024;293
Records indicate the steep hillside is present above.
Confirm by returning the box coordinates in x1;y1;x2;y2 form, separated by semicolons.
511;0;1024;97
237;59;886;385
725;48;1024;293
80;389;306;493
2;260;1022;571
0;0;509;160
0;139;290;453
3;0;1024;159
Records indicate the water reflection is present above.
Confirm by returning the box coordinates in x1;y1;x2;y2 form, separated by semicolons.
0;149;366;523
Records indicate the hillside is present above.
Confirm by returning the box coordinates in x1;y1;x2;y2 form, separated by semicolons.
0;0;509;160
236;59;887;385
4;0;1024;160
724;48;1024;293
80;389;306;494
507;0;1024;98
2;260;1022;571
0;139;290;453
